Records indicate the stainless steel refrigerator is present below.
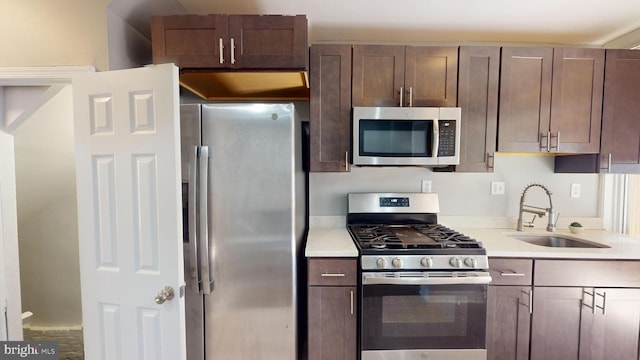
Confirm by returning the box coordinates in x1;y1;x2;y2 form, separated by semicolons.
180;103;306;360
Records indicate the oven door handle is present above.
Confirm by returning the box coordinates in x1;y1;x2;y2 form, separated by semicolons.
362;272;493;286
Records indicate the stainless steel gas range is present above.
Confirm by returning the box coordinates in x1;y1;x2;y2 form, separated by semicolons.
347;193;492;360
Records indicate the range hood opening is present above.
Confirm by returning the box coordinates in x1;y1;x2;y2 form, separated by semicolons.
179;70;310;101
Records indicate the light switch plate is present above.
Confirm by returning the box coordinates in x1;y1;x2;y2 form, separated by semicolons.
421;180;432;193
571;183;581;198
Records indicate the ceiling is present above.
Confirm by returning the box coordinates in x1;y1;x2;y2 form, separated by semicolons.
111;0;640;48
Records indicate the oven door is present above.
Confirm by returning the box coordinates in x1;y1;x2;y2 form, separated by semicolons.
361;271;491;360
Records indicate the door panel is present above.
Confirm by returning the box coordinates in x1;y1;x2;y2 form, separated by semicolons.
201;104;297;360
530;287;585;360
498;47;553;152
352;45;405;107
590;288;640;360
73;64;185;360
550;48;604;153
405;46;458;107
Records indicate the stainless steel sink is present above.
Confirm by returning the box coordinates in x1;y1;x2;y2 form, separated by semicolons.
509;234;610;248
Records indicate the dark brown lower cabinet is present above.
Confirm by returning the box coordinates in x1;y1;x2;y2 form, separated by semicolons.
489;259;640;360
307;258;357;360
583;288;640;360
486;286;531;360
308;286;357;360
530;287;585;360
531;288;640;360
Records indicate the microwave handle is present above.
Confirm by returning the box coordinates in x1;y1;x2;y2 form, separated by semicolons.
432;119;439;157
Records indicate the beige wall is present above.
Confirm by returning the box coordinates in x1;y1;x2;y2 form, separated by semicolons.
0;0;110;71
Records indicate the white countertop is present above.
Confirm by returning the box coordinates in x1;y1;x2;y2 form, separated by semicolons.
305;225;640;260
459;228;640;260
305;227;358;257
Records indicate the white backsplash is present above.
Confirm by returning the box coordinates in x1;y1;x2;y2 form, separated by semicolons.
309;153;601;221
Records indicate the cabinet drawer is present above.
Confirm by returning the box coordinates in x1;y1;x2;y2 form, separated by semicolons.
535;260;640;287
308;258;357;286
488;258;533;286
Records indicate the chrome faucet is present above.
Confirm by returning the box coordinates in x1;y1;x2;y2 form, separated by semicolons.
517;183;557;232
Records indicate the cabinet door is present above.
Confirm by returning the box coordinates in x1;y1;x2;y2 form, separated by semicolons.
456;46;500;172
309;44;352;172
530;287;587;360
601;49;640;173
498;47;553;152
588;288;640;360
486;286;531;360
151;15;228;68
308;286;357;360
404;46;458;107
352;45;405;107
550;48;604;153
228;15;308;69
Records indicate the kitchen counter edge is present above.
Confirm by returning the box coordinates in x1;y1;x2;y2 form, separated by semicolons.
305;226;640;260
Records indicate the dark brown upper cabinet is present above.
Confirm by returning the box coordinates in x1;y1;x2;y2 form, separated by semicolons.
456;46;500;172
498;47;604;154
309;44;352;172
151;14;309;101
600;49;640;173
151;14;308;70
352;45;458;107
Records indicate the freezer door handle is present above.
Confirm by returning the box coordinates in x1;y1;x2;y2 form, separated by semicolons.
188;146;200;293
198;146;214;294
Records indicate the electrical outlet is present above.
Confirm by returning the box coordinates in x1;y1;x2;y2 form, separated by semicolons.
571;183;581;198
421;180;432;193
491;181;505;195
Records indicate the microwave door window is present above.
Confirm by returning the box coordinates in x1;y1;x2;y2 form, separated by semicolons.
360;120;432;157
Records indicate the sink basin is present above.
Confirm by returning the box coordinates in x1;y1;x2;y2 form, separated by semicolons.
509;234;610;248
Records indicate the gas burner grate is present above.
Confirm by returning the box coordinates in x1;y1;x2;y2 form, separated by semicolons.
348;224;483;250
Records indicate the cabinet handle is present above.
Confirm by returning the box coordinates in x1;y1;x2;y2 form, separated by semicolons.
350;290;354;315
230;38;236;65
487;153;495;171
582;289;595;314
219;38;224;64
524;289;533;314
499;271;526;277
345;151;349;172
399;86;404;107
595;291;606;315
607;153;612;173
555;131;560;151
547;131;552;152
321;273;346;277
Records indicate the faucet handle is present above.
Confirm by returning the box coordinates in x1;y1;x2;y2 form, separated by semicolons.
524;215;538;228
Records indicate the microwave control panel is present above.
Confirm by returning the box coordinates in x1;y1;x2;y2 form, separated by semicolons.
437;120;456;157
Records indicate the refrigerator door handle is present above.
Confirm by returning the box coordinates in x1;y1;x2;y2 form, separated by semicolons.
198;146;214;294
188;146;200;293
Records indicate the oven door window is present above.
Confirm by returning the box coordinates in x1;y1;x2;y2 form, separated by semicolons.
359;120;432;157
361;284;487;350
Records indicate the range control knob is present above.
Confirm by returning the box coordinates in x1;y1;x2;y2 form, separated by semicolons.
392;257;403;268
376;258;387;269
420;257;434;268
464;257;478;268
449;257;462;268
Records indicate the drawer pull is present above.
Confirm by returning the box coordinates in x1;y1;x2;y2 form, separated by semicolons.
321;273;346;277
499;271;526;277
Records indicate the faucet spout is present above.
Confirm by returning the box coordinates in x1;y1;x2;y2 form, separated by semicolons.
517;183;556;232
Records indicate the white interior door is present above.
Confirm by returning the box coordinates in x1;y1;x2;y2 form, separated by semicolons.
73;63;185;360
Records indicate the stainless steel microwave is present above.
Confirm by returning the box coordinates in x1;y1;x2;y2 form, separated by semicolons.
352;106;462;166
